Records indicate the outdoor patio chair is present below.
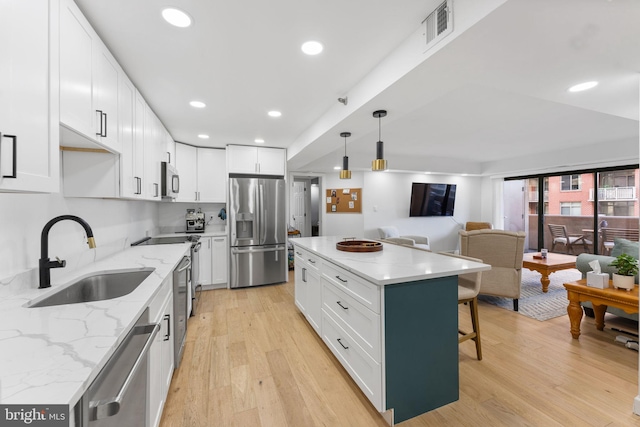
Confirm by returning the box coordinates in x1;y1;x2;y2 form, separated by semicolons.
548;224;589;254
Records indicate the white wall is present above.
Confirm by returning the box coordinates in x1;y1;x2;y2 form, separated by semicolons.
0;192;159;282
362;172;484;252
322;171;365;238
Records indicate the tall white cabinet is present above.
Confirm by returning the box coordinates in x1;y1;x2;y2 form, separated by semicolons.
0;0;59;193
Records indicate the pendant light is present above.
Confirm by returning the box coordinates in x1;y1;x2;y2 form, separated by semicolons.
372;110;387;171
339;132;352;179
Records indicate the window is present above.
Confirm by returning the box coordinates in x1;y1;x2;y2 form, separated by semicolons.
561;174;581;191
560;202;581;216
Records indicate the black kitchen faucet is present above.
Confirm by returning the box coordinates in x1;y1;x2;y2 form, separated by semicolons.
39;215;96;289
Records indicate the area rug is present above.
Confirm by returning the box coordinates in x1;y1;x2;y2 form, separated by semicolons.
478;267;582;321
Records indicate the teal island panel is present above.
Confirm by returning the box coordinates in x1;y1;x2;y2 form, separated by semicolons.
384;276;459;423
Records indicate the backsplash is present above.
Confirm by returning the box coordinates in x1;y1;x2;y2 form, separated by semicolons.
157;202;227;234
0;192;159;282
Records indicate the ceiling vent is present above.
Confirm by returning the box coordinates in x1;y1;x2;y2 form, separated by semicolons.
422;0;453;53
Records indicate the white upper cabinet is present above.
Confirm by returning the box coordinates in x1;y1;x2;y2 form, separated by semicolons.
119;77;144;199
227;145;285;176
197;148;226;202
175;143;197;202
143;105;162;200
0;0;59;193
59;0;120;153
175;143;226;203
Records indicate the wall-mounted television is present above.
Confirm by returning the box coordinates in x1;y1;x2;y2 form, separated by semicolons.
409;183;457;217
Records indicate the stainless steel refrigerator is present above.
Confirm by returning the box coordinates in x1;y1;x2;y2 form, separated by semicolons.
229;176;287;288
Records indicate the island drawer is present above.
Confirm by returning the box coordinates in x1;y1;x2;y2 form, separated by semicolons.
322;310;382;411
322;279;381;362
322;263;380;313
148;277;171;322
294;246;321;272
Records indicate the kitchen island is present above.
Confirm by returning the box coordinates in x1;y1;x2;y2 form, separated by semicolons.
292;236;490;425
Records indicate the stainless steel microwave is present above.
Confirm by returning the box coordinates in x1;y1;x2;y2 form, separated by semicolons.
161;162;180;199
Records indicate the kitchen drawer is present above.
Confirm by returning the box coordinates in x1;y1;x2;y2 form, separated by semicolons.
322;263;380;314
322;279;381;361
322;310;383;411
148;277;171;322
294;246;321;272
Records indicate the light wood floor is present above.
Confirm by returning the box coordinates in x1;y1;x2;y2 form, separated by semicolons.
160;272;639;427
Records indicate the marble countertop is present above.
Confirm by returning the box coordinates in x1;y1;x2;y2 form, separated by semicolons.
0;244;190;406
293;236;491;285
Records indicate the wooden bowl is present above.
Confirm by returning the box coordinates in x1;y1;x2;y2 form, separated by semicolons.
336;240;383;252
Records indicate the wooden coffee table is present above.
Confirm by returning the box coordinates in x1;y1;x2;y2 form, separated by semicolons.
522;252;577;293
563;279;638;339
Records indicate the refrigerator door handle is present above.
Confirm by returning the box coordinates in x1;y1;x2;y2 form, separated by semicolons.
231;246;285;255
258;183;267;244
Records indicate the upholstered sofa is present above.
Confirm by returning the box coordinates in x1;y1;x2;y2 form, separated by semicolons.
575;238;639;321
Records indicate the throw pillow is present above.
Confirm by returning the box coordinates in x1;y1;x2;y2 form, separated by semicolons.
611;238;639;259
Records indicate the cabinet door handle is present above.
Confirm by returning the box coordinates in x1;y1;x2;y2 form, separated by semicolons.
166;151;171;164
154;183;159;197
163;314;171;341
302;267;307;282
95;110;103;136
336;301;348;310
1;134;17;178
335;275;348;283
337;338;349;350
102;112;108;137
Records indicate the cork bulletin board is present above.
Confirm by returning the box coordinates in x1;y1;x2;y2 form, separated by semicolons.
326;188;362;213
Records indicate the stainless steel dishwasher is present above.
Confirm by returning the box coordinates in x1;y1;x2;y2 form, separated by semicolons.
77;309;159;426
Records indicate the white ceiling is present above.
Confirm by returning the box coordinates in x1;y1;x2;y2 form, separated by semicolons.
75;0;640;176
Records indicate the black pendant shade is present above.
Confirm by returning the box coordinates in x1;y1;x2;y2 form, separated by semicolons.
372;110;387;171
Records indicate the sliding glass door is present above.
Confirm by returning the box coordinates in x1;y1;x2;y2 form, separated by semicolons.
504;165;639;255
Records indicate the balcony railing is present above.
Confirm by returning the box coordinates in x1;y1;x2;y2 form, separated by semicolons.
588;187;636;201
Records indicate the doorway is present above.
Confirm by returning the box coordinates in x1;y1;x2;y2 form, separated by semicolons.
291;175;322;237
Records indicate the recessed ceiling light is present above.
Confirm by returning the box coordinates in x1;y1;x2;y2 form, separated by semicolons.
333;166;341;170
254;138;265;144
189;101;206;108
161;8;192;28
198;134;209;139
568;81;598;92
301;41;323;55
268;110;282;118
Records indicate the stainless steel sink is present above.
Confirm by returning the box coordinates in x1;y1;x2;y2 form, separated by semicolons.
28;269;154;308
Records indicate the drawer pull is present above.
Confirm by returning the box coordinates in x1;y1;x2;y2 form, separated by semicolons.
308;259;316;264
295;251;302;256
337;338;349;350
335;275;348;283
336;301;349;310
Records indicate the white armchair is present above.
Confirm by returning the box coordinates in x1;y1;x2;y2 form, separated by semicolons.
377;226;430;250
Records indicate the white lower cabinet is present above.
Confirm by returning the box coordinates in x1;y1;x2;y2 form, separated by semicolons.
199;237;213;286
293;247;321;334
148;278;174;427
211;236;228;285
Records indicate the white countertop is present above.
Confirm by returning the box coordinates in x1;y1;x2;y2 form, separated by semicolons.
0;244;190;406
293;236;491;285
